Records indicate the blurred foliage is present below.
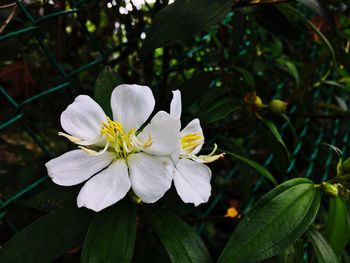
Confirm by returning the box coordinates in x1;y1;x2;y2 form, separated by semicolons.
1;0;350;262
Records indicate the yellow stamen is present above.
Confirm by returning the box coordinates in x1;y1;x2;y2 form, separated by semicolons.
143;134;153;148
197;153;225;163
58;132;82;144
99;117;146;159
181;143;225;163
181;132;204;153
128;128;135;138
198;144;225;163
79;141;110;156
100;117;126;144
79;146;99;156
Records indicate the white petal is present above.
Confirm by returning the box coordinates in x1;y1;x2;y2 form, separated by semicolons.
77;159;131;212
111;84;155;132
45;150;114;186
174;159;212;206
61;95;107;141
181;118;203;155
137;111;181;155
170;147;181;165
128;153;174;203
170;90;182;119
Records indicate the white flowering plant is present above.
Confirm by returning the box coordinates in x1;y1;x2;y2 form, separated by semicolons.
1;66;348;263
1;0;350;262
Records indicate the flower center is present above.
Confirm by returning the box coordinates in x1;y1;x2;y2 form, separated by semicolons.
99;117;152;159
181;132;204;154
100;117;135;159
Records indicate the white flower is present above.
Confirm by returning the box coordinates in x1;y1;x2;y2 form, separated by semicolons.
170;90;224;206
45;84;180;212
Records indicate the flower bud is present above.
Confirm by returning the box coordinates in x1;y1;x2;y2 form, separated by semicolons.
268;99;287;115
244;92;264;112
255;96;263;108
340;157;350;175
321;182;338;198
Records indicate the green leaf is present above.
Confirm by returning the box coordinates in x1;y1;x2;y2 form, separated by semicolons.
200;86;232;109
0;207;94;263
277;4;336;62
199;97;241;124
217;178;321;263
323;80;350;97
308;228;340;263
81;200;136;263
255;6;300;39
147;207;212;263
234;66;255;90
260;127;290;173
133;231;171;263
346;201;350;228
343;251;350;263
179;71;215;109
141;0;234;55
280;114;298;148
262;118;291;164
325;196;350;255
264;240;305;263
297;0;333;26
94;66;124;117
280;60;300;87
224;149;278;186
24;185;79;211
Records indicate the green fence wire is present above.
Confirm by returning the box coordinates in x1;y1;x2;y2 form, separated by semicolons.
0;0;348;256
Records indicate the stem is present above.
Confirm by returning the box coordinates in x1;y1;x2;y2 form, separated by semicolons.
233;0;296;8
327;174;350;184
0;5;17;34
0;2;17;9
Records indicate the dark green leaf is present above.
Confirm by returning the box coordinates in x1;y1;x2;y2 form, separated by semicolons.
260;127;290;173
323;80;350;97
346;201;350;228
234;66;255;90
133;231;171;263
141;0;234;55
280;60;300;87
308;228;340;263
264;240;305;263
218;178;321;263
262;118;291;164
255;6;300;39
200;86;232;109
179;71;215;109
325;196;350;255
147;207;212;263
297;0;333;26
277;4;335;61
94;66;124;117
343;251;350;263
25;185;79;211
280;114;298;148
0;207;94;263
81;200;136;263
224;149;278;186
199;97;241;124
